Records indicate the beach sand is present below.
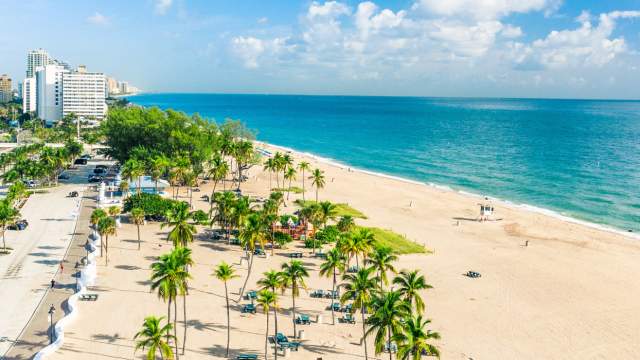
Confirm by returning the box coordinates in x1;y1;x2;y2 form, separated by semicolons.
48;144;640;360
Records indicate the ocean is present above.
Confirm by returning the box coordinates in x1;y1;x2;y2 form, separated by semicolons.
126;93;640;234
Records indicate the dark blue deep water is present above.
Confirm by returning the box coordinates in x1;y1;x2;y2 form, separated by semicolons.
127;93;640;233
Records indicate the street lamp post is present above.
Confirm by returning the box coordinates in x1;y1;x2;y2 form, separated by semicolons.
48;304;56;344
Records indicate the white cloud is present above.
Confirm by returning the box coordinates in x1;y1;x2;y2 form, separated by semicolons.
307;1;351;19
415;0;550;20
355;2;407;38
429;20;504;57
87;12;109;26
501;24;523;38
258;17;269;24
231;36;290;68
154;0;173;15
511;10;640;69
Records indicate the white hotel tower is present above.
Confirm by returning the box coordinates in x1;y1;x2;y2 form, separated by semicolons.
62;65;107;121
35;64;66;124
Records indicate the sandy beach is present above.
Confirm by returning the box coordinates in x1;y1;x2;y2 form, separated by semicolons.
45;144;640;360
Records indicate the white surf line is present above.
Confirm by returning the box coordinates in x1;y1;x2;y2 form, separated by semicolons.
34;194;100;360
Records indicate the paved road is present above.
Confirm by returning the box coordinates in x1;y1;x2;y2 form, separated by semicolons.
0;161;108;358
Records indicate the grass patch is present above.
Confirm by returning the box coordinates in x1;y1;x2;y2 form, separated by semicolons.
294;200;368;219
272;186;304;194
362;227;427;255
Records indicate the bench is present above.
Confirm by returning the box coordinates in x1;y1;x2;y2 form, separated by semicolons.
242;304;256;314
340;313;356;324
289;252;303;258
236;355;258;360
80;294;98;301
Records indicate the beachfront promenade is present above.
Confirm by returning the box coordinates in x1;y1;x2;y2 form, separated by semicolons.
0;167;91;359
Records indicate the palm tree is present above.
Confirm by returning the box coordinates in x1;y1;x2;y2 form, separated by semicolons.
318;201;337;229
162;202;196;248
366;246;398;289
122;158;145;194
237;213;267;300
280;260;309;339
257;269;283;359
0;200;20;252
173;247;193;355
337;233;358;269
297;161;310;201
353;227;376;265
214;262;238;358
151;252;187;358
149;155;171;194
119;180;130;199
272;152;284;188
108;205;121;219
263;158;276;190
233;140;254;191
284;167;296;201
337;215;355;233
340;266;379;360
310;168;325;202
393;315;440;359
131;207;145;250
319;248;345;325
392;270;432;315
366;291;410;360
134;316;175;360
97;216;116;265
257;289;277;360
212;191;235;242
183;171;197;209
207;155;229;213
90;208;107;229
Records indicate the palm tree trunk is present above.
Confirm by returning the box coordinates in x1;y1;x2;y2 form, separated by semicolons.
268;171;272;191
292;291;297;338
137;224;141;250
273;306;279;360
2;227;6;252
287;178;291;200
225;282;230;358
105;235;109;265
167;299;171;342
264;310;270;360
238;253;254;301
331;269;336;325
182;293;187;355
174;298;179;360
388;326;392;360
315;187;318;203
301;171;305;202
361;305;368;360
209;181;218;215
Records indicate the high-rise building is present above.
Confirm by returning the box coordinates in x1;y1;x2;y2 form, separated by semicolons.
27;49;53;78
106;76;119;96
22;77;36;113
36;64;67;123
61;66;107;120
119;81;129;94
0;74;12;103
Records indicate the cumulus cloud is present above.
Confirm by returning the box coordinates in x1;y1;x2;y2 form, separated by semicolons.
231;36;291;68
87;12;109;26
154;0;173;15
415;0;550;20
510;10;640;69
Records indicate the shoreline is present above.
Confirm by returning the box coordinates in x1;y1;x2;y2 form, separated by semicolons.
257;140;640;242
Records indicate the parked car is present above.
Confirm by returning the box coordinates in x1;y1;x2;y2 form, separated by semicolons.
58;173;70;180
88;175;103;183
80;154;92;160
22;179;37;188
74;158;88;165
9;219;28;231
93;168;106;175
95;164;108;169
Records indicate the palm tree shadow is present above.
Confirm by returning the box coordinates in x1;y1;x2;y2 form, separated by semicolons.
92;333;123;343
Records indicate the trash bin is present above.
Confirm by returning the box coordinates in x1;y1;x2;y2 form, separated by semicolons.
298;329;305;340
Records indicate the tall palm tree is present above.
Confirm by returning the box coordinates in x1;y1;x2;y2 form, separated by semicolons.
233;140;254;191
352;227;376;265
108;205;121;219
280;260;309;339
318;201;337;229
119;180;130;199
172;247;193;355
392;270;432;315
366;291;410;360
338;233;359;269
257;269;283;359
151;252;187;359
212;191;235;242
0;200;20;252
263;158;276;190
122;158;145;194
162;202;196;248
97;216;116;265
393;315;440;360
365;246;398;289
207;155;229;213
134;316;175;360
272;152;284;188
90;208;107;229
337;215;355;233
131;207;145;250
237;213;267;301
297;161;310;202
214;262;238;358
319;248;346;325
310;168;325;203
281;154;293;184
183;171;197;209
284;167;296;201
257;289;277;360
340;266;379;360
149;155;171;194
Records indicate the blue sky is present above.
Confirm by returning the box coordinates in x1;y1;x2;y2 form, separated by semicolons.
1;0;639;99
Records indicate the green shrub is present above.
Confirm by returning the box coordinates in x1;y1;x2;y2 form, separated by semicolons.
315;225;339;244
123;193;178;219
274;231;293;248
192;209;209;225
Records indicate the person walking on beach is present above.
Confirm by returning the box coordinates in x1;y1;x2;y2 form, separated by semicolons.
50;279;56;289
59;262;64;273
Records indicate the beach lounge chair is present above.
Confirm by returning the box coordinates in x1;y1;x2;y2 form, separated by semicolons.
246;290;258;300
241;304;256;314
311;289;324;298
276;332;289;344
295;314;311;325
341;313;356;324
347;265;359;273
236;354;258;360
466;271;481;278
253;248;265;256
342;304;352;313
326;290;339;299
80;294;98;301
289;252;303;258
384;342;398;353
331;302;341;312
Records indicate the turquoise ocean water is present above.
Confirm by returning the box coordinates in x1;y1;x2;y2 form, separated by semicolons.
126;94;640;233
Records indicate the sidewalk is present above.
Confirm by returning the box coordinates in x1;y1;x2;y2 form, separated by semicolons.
3;191;96;360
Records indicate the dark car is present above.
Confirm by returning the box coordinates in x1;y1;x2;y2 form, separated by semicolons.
88;175;103;183
95;164;108;169
9;220;28;231
80;154;92;160
58;173;70;180
93;168;106;175
74;158;88;165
